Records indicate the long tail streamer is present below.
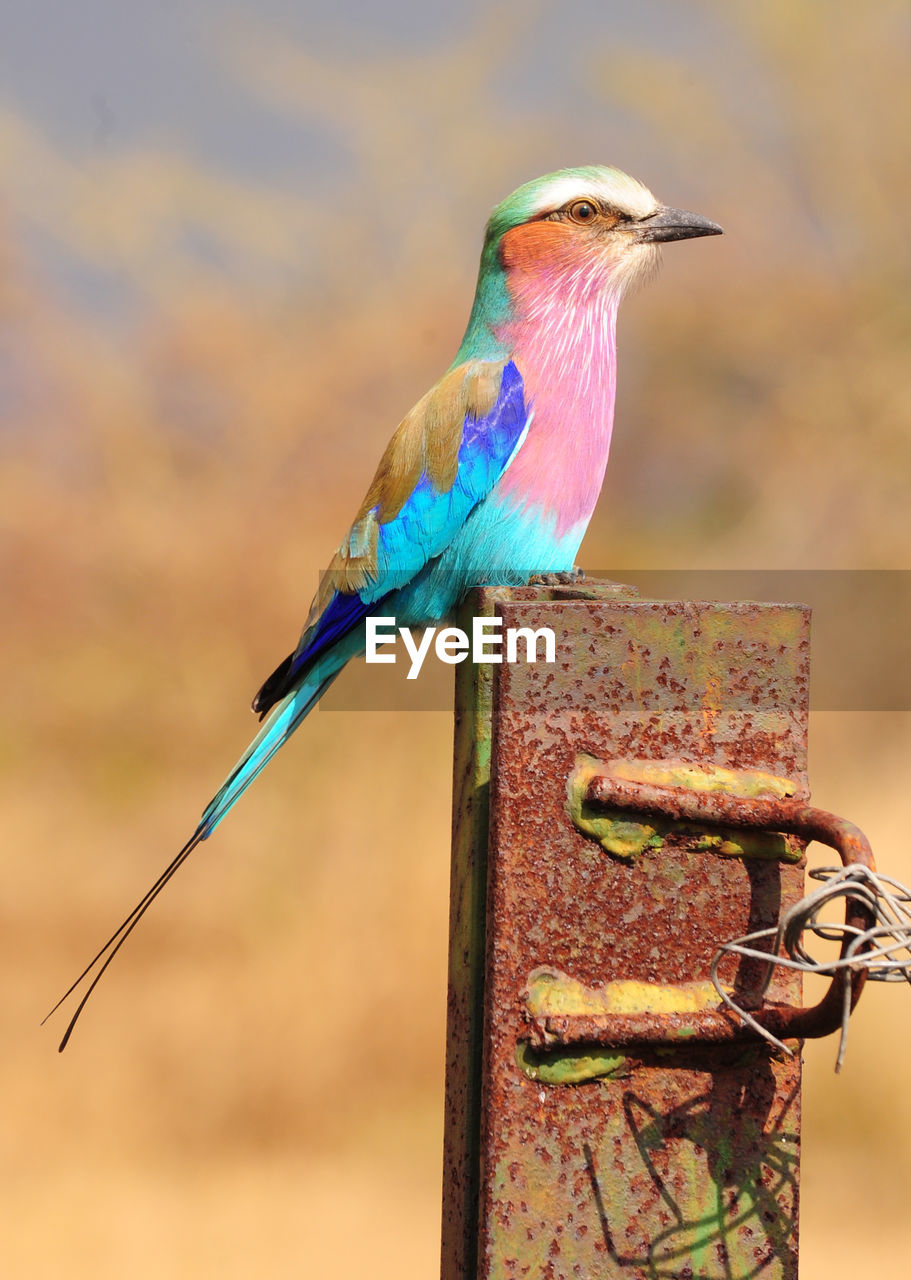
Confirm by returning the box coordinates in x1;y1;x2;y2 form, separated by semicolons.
44;668;338;1050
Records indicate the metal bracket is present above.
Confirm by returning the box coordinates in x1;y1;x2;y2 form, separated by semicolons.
534;756;877;1052
567;754;806;862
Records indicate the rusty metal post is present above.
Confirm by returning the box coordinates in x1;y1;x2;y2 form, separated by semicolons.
441;585;810;1279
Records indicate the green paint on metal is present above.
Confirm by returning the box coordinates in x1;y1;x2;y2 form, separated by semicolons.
566;755;660;859
608;756;799;799
515;1040;628;1085
525;966;729;1019
594;1098;799;1277
488;1073;799;1278
693;829;801;862
568;753;803;863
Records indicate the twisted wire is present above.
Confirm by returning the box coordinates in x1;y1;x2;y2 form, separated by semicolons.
710;865;911;1071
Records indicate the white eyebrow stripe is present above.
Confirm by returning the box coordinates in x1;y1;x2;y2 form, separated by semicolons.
526;172;659;222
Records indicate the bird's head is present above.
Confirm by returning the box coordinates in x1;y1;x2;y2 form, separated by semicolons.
488;165;721;300
458;166;721;360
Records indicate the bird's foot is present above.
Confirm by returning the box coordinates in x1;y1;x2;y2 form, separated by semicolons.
528;567;586;587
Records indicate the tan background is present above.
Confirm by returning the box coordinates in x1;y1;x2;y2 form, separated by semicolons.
3;2;910;1274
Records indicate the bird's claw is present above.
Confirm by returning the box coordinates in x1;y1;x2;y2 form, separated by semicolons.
528;567;586;587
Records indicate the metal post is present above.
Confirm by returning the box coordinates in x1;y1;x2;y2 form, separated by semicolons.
442;584;810;1279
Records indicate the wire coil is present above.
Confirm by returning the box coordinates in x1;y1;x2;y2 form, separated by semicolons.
711;865;911;1071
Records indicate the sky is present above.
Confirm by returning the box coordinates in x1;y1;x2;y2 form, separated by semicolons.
1;1;720;168
0;0;761;316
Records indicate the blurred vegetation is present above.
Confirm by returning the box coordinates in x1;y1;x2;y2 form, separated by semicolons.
2;2;910;1276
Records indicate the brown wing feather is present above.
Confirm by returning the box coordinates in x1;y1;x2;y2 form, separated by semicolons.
308;358;507;621
252;359;508;714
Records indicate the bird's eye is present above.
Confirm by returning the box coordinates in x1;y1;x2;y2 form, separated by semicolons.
568;200;598;224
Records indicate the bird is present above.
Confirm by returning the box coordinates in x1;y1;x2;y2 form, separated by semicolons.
47;165;721;1048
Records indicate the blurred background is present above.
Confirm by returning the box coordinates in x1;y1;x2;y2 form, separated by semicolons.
3;0;910;1274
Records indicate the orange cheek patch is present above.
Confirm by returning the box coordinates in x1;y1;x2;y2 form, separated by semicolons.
500;221;576;274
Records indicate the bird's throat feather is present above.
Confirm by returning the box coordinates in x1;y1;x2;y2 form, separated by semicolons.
496;227;621;538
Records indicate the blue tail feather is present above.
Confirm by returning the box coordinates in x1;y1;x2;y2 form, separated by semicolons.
197;665;340;839
45;658;343;1049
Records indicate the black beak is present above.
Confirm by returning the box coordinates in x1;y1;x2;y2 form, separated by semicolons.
636;206;723;243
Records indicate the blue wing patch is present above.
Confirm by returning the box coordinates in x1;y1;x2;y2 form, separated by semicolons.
253;360;528;712
365;359;527;599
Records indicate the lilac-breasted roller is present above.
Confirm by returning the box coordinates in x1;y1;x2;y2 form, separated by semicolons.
49;166;721;1046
